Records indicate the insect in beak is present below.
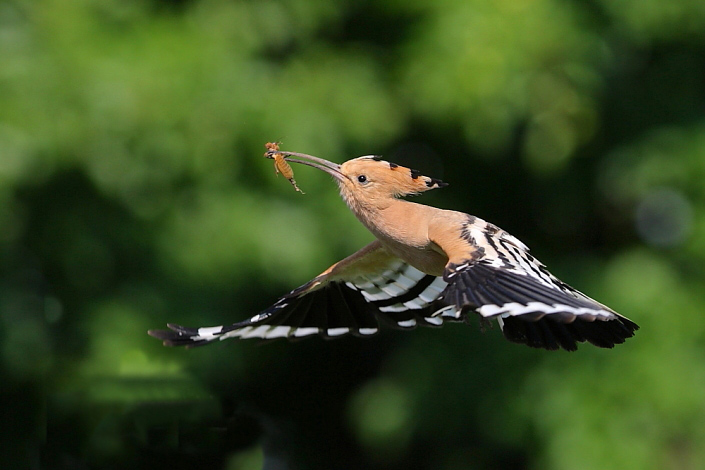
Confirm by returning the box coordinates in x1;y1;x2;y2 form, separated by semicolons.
264;142;305;194
265;147;346;184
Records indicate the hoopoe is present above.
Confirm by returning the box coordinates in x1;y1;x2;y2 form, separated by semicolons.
149;149;638;351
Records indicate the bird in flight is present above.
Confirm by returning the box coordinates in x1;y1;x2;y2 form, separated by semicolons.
149;148;638;351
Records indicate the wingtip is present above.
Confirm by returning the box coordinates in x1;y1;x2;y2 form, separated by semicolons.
147;328;168;339
147;329;176;347
148;324;200;347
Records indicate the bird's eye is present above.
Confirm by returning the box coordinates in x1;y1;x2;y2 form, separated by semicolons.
357;175;367;183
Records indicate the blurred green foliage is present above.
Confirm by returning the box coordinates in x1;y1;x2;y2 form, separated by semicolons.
2;0;705;468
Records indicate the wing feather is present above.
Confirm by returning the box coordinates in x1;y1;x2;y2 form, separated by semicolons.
148;241;450;347
436;216;639;350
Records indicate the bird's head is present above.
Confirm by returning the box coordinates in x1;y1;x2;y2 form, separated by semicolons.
270;151;447;209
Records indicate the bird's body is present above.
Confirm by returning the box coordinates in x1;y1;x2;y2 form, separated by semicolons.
149;150;638;351
356;200;447;276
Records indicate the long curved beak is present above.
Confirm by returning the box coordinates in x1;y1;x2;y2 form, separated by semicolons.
266;150;347;183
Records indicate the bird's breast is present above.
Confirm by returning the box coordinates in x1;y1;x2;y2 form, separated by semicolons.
347;199;451;276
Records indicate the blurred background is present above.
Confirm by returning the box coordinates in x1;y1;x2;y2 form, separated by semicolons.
2;0;705;468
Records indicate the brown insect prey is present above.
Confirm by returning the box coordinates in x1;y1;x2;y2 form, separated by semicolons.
264;142;304;194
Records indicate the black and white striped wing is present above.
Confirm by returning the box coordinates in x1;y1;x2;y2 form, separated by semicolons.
439;217;639;351
149;242;452;347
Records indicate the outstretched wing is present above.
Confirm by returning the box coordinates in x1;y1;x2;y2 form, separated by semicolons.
149;241;452;347
438;215;639;351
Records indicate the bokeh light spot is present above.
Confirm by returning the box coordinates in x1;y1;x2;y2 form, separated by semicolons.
635;188;693;247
